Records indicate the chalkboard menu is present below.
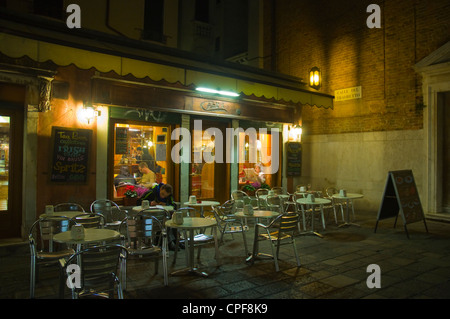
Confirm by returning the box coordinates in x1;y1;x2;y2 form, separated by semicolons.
375;170;428;238
115;127;128;155
50;127;92;183
286;142;302;176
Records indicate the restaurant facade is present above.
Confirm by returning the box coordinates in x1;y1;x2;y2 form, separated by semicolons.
0;3;334;239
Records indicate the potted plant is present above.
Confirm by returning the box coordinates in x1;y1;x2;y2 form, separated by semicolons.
241;181;256;196
123;185;138;206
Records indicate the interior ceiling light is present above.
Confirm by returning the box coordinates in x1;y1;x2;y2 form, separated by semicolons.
196;87;240;97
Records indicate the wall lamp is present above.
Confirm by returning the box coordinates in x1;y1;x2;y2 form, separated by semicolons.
289;124;303;142
196;87;240;97
309;67;321;90
80;103;101;124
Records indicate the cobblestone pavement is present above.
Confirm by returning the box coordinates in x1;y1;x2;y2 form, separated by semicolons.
1;210;450;300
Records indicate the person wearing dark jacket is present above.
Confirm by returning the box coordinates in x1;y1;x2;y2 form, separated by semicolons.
137;183;175;207
137;183;180;250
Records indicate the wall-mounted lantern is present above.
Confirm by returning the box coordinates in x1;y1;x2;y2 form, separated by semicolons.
309;67;321;90
79;102;101;124
289;124;303;142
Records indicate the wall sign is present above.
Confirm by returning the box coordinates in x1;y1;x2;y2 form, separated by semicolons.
50;126;92;183
375;170;428;238
286;142;302;176
335;86;362;102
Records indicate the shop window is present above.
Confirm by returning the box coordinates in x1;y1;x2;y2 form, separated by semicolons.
238;131;275;190
113;123;169;199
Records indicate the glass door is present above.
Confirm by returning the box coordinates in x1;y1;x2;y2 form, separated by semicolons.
190;119;229;204
0;105;23;239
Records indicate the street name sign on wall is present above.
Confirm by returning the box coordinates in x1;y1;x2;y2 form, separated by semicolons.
374;170;428;238
335;86;362;102
50;126;92;183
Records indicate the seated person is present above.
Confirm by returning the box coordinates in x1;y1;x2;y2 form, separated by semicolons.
138;183;175;208
138;183;179;250
245;163;265;184
114;166;136;187
138;162;156;188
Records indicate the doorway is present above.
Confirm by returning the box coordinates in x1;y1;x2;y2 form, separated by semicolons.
439;92;450;213
190;118;230;204
0;99;24;238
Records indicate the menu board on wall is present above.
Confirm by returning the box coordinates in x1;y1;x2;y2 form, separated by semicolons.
286;142;302;176
50;126;92;183
375;170;428;238
115;127;128;154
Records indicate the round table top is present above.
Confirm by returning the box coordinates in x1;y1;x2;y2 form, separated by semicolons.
39;211;86;219
53;228;120;244
332;193;364;200
296;198;331;205
132;205;174;212
183;201;220;207
257;194;289;199
166;217;217;229
234;210;280;219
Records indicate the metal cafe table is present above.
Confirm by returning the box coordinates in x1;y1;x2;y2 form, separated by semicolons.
166;217;219;277
53;228;121;252
295;197;330;238
332;193;364;227
234;210;281;264
183;200;220;217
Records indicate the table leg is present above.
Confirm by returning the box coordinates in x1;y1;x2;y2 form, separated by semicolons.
170;229;210;277
299;205;323;238
338;199;360;227
246;217;275;263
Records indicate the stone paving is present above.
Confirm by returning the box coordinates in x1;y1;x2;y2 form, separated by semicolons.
1;210;450;300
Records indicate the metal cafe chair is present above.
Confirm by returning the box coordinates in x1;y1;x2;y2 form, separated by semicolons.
60;244;128;299
90;199;127;230
254;212;301;272
28;216;76;298
71;213;106;229
255;188;269;209
54;202;85;213
119;207;170;288
213;200;248;257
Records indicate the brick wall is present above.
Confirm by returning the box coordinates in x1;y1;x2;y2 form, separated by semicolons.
266;0;450;135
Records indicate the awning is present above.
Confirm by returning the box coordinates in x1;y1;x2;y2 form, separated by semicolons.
0;10;334;109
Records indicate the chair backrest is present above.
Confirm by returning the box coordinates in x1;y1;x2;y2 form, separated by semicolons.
90;200;124;224
72;213;106;229
326;187;338;197
271;187;285;195
213;200;236;221
231;190;252;208
54;203;85;212
121;208;169;249
266;195;282;212
65;244;127;292
29;216;75;253
255;188;269;197
277;212;299;238
221;199;236;216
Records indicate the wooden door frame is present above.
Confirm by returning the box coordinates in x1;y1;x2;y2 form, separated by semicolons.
0;102;24;238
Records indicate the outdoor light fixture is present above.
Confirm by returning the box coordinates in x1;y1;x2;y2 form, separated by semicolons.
196;87;240;97
289;124;303;142
80;103;101;124
309;67;321;90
